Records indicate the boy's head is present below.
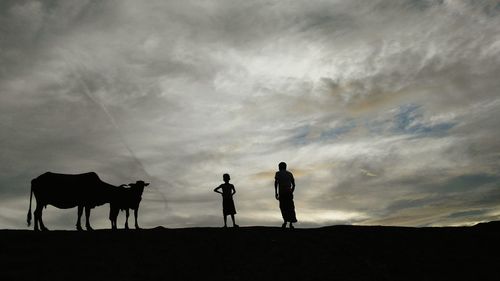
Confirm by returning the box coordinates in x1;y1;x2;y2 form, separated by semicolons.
223;173;230;183
279;162;287;171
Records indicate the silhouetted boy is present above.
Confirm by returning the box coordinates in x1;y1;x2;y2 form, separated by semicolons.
275;162;297;229
214;174;239;228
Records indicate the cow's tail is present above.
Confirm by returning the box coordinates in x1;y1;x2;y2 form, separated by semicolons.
27;180;34;226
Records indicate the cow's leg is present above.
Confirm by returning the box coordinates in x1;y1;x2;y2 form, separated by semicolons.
39;211;48;231
134;208;140;229
34;199;48;231
34;203;42;231
76;206;83;231
109;206;117;230
124;209;129;230
85;206;93;231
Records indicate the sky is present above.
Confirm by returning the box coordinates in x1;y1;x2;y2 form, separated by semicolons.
1;0;499;229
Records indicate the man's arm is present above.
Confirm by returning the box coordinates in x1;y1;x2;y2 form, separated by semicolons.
274;178;279;200
291;173;295;193
232;184;236;195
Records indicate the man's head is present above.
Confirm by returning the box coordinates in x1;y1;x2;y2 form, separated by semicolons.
223;173;230;183
279;162;287;171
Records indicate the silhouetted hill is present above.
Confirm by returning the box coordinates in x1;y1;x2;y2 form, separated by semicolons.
1;224;500;281
474;220;500;230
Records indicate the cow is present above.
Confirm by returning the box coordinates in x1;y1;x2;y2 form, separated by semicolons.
27;172;122;231
109;180;149;230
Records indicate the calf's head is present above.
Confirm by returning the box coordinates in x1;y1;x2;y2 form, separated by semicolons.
129;180;150;191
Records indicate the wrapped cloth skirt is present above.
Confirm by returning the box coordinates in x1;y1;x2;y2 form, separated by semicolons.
223;197;236;216
279;193;297;223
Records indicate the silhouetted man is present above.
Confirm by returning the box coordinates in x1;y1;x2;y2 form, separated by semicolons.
275;162;297;229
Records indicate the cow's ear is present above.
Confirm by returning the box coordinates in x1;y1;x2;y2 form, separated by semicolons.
145;183;150;186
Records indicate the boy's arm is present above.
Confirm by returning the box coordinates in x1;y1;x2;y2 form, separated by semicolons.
214;186;222;194
231;184;236;195
291;173;296;193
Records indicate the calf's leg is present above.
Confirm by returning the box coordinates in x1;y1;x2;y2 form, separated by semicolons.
134;208;140;229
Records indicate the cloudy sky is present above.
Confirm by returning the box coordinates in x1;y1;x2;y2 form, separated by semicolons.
1;0;499;229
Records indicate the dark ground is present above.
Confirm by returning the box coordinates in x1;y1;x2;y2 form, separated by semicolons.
1;222;500;281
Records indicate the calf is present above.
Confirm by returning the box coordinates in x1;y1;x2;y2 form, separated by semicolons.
109;180;149;229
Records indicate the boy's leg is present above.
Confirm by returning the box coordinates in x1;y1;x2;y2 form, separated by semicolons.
289;222;294;229
223;215;227;227
282;220;287;228
231;214;238;227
